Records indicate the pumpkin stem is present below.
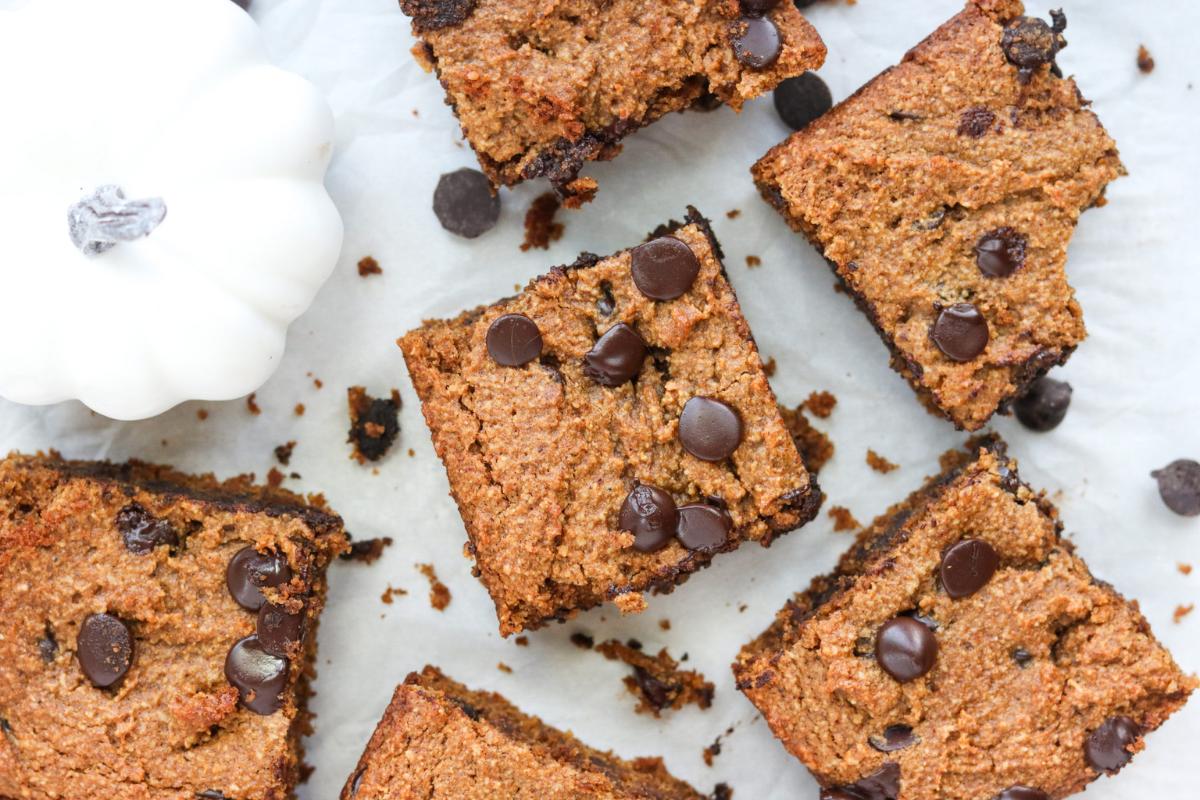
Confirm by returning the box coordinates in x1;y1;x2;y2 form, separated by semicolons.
68;185;167;256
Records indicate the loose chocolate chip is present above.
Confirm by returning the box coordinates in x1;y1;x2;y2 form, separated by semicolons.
257;602;305;658
678;397;743;461
939;539;999;599
931;303;989;362
347;388;402;463
77;613;134;688
740;0;780;15
485;313;543;367
432;167;500;239
773;72;833;131
226;546;292;612
1014;376;1072;431
958;106;997;137
731;16;782;69
995;787;1049;800
225;635;289;715
868;724;918;753
583;324;647;386
823;762;901;800
630;236;700;300
619;485;678;553
1001;12;1067;83
1085;715;1141;773
975;228;1027;278
675;504;732;553
39;623;58;663
875;617;937;682
116;503;179;555
1012;647;1034;667
1151;459;1200;517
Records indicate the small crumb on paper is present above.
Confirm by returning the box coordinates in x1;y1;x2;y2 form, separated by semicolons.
828;505;860;532
418;563;451;610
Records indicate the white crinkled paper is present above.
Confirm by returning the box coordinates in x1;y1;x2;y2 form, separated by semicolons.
0;0;1195;797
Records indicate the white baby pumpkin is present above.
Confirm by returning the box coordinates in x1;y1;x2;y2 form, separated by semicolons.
0;0;343;420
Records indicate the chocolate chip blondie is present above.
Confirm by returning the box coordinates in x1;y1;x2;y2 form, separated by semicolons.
399;208;820;636
402;0;827;204
342;665;709;799
733;438;1193;800
753;0;1124;430
0;453;346;799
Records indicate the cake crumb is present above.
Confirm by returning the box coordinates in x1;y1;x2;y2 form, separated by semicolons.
828;505;860;532
266;468;285;489
274;441;296;466
738;603;748;613
340;536;394;564
1137;44;1155;74
745;255;762;268
596;640;714;717
802;390;838;419
570;632;595;650
497;662;513;674
348;387;402;464
779;404;834;473
418;563;451;611
520;193;564;251
726;209;741;219
357;256;383;277
196;409;209;421
246;393;261;415
866;449;899;473
762;357;777;377
380;584;408;605
702;726;735;767
293;403;305;417
1174;604;1193;624
658;619;671;631
514;636;529;647
1179;563;1193;576
408;448;416;457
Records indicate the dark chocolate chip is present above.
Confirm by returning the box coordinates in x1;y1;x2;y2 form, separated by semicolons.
226;546;292;612
632;666;672;709
773;72;832;131
225;635;289;715
712;784;734;800
197;792;229;800
975;227;1027;277
868;724;918;753
257;602;305;658
995;787;1049;800
630;236;700;300
675;504;732;553
678;397;743;461
1151;459;1200;517
39;623;58;663
583;323;647;386
1085;715;1141;773
740;0;780;15
821;791;866;800
1012;647;1034;667
875;617;937;682
451;697;483;720
619;484;678;553
931;303;989;362
77;613;134;688
731;16;782;69
116;503;179;555
1014;376;1072;431
958;106;997;137
432;167;500;239
348;388;401;462
597;281;616;316
485;313;543;367
399;0;477;34
939;539;1000;599
823;762;901;800
1001;12;1068;83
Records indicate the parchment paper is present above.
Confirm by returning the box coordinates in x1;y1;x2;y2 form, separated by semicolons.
0;0;1196;797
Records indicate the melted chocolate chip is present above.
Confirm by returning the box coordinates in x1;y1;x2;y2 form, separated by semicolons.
630;236;700;300
1151;459;1200;517
257;602;305;658
1085;715;1141;773
731;16;782;69
485;314;543;367
975;228;1027;278
77;613;134;688
583;323;647;386
739;0;780;14
1001;12;1067;83
400;0;477;34
678;397;743;461
597;281;616;316
875;617;937;682
958;106;997;137
995;787;1049;800
773;72;832;131
632;666;672;710
931;303;989;362
675;504;732;553
116;503;179;555
1014;376;1072;431
226;547;292;612
868;724;918;753
619;485;678;553
38;623;58;663
939;539;1000;599
225;635;289;715
432;167;500;239
347;388;402;462
822;762;901;800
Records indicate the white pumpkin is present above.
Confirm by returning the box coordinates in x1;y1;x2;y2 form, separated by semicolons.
0;0;343;420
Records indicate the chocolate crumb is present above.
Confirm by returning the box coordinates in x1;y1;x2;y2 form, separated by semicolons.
293;404;305;417
762;357;777;378
745;255;762;268
658;619;671;631
407;448;416;457
1137;44;1155;74
738;603;748;613
197;409;209;421
514;636;529;647
802;390;837;418
520;193;564;251
246;394;261;415
828;505;860;532
866;449;899;473
726;209;741;219
712;782;733;800
418;563;451;611
340;536;394;564
357;256;383;277
703;737;721;766
266;468;285;488
380;584;408;605
570;632;595;650
596;640;714;717
348;387;402;464
274;441;296;466
497;662;513;674
1174;604;1193;624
